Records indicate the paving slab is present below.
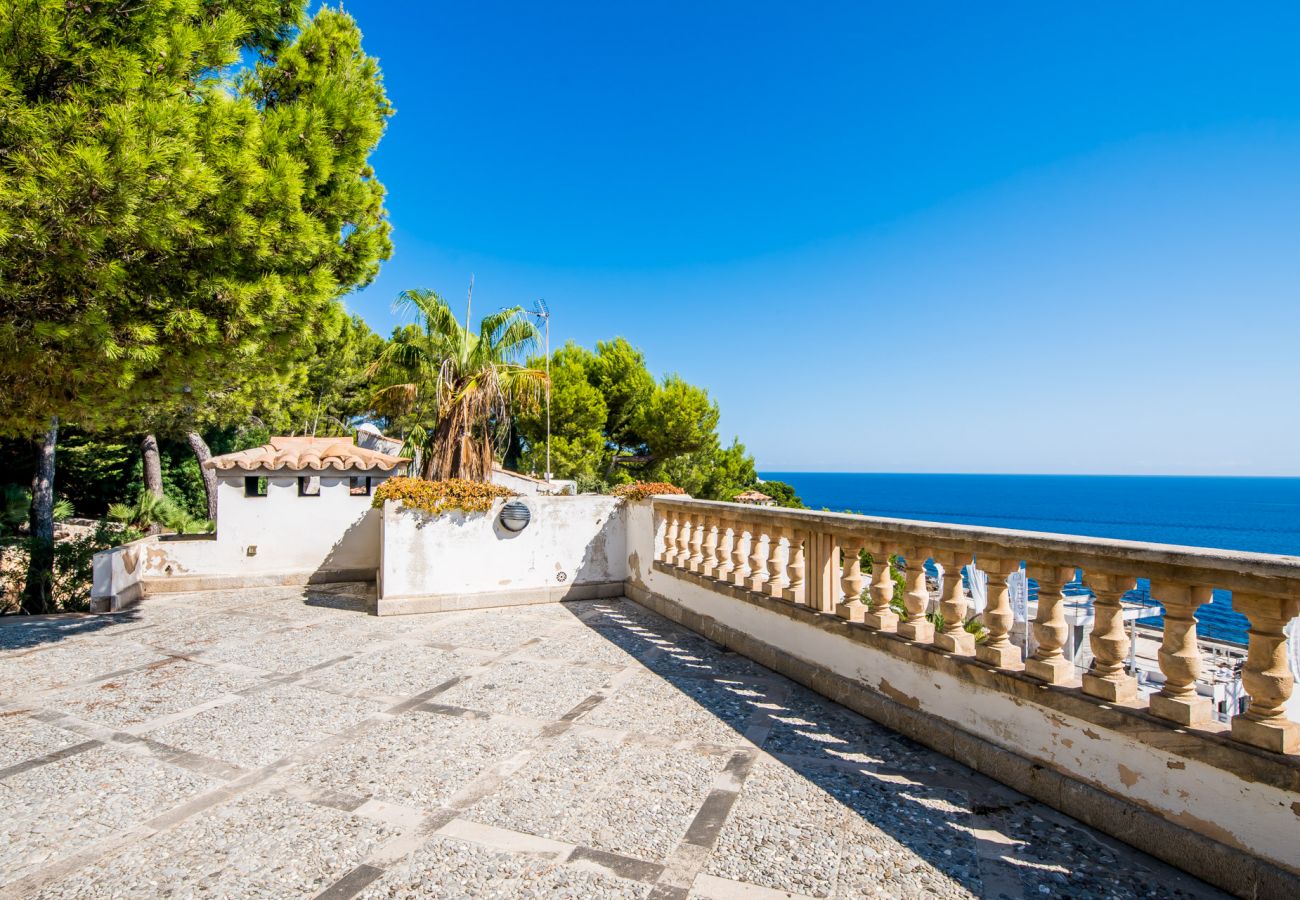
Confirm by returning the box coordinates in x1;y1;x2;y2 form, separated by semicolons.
0;591;1225;899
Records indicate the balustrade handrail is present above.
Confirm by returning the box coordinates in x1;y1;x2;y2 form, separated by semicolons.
648;495;1300;755
650;496;1300;598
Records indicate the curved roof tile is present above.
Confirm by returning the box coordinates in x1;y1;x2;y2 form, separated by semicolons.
204;436;410;473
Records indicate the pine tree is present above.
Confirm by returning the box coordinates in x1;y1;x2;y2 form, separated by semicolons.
0;1;394;610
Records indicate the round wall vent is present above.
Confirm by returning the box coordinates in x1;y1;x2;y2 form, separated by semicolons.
499;500;531;532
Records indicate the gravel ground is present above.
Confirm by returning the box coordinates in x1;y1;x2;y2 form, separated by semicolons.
0;587;1226;899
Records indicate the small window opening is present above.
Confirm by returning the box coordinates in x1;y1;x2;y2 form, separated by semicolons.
349;476;371;496
244;476;268;497
298;476;321;497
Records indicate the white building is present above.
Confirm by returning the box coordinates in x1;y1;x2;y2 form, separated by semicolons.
92;436;408;605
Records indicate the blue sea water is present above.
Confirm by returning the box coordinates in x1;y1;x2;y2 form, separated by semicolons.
759;473;1300;645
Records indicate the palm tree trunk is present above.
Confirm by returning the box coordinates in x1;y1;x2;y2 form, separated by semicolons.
22;416;58;615
141;433;163;497
186;431;218;521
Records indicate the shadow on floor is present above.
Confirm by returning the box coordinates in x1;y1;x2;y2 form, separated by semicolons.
0;607;143;653
561;597;1218;900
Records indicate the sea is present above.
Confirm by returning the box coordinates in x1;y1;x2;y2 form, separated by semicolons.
758;473;1300;645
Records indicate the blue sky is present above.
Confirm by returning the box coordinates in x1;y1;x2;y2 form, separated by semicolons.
339;2;1300;475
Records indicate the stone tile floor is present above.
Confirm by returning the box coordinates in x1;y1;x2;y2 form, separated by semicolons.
0;586;1224;899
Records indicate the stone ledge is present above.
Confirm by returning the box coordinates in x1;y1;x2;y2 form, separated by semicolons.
627;575;1300;900
650;560;1300;793
375;580;624;617
142;567;374;596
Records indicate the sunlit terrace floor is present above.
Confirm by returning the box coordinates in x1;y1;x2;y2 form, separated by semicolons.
0;586;1222;899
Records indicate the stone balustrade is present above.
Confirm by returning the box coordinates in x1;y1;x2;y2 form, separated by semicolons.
651;497;1300;755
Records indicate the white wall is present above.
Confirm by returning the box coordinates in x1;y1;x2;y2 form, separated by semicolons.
205;473;383;575
378;495;626;612
621;500;1300;878
92;473;392;603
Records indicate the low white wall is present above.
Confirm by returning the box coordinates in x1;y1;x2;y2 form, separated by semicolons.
378;494;626;613
621;500;1300;884
90;535;151;611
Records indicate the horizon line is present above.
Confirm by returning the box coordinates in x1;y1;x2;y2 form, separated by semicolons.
756;471;1300;479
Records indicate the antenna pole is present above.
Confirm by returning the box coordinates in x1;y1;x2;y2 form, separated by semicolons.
545;312;551;482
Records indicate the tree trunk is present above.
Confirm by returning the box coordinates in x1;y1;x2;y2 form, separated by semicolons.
141;433;163;497
186;431;218;521
22;416;58;615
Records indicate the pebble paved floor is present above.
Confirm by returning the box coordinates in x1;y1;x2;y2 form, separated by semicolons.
0;585;1224;899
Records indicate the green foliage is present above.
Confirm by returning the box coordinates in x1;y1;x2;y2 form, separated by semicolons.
108;492;211;534
52;431;136;517
184;305;385;437
652;438;756;501
0;484;28;537
0;485;70;537
592;338;655;452
0;2;394;437
516;343;607;482
372;476;517;515
516;338;758;500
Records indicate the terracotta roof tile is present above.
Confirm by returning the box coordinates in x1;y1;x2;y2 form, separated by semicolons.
204;436;409;474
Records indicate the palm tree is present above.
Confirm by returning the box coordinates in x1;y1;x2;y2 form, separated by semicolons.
108;491;212;535
371;288;546;481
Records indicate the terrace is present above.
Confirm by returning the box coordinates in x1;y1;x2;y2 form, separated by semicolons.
1;584;1218;898
35;482;1300;897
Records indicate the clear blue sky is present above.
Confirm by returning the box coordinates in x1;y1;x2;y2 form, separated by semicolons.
339;2;1300;475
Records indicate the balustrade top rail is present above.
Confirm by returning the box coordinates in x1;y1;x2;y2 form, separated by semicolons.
650;495;1300;599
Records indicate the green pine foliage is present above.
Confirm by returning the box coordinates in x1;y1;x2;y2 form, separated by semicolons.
0;1;394;437
516;337;779;501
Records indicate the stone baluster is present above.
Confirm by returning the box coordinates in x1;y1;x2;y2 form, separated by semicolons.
934;550;975;655
975;558;1022;670
674;513;692;569
783;530;806;603
714;519;737;581
730;524;750;586
1229;593;1300;754
1025;564;1076;684
863;543;899;631
700;516;722;578
836;539;867;622
1148;581;1212;725
1082;571;1137;702
687;513;706;572
662;510;680;564
898;547;935;642
746;527;770;592
764;527;787;597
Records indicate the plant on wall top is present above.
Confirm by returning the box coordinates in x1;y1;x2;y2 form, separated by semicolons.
372;476;518;515
611;482;687;502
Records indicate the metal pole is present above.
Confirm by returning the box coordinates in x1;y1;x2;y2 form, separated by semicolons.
544;313;551;482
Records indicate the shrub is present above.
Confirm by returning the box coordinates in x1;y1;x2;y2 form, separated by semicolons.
372;476;518;515
1;521;141;613
108;492;212;534
611;481;686;501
